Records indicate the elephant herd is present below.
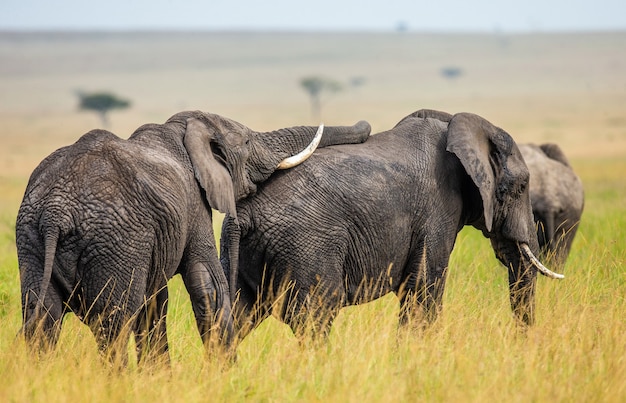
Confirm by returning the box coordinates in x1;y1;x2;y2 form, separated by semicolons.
15;108;583;364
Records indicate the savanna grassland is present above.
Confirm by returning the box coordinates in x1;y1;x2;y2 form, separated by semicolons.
0;31;625;402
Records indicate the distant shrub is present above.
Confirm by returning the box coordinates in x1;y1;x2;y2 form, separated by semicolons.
440;66;463;80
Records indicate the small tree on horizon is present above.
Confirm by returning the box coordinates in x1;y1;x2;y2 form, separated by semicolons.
77;91;131;127
300;76;342;122
440;66;463;80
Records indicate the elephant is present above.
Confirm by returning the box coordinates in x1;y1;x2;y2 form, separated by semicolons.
221;108;564;343
16;110;371;363
519;143;584;266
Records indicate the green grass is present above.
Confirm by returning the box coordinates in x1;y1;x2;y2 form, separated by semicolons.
0;158;624;402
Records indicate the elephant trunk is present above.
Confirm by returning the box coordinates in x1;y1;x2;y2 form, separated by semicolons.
259;121;371;173
492;236;562;327
492;239;536;326
222;215;241;305
317;120;371;147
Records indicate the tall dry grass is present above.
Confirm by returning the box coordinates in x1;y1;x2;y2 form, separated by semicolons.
1;159;624;402
0;159;626;402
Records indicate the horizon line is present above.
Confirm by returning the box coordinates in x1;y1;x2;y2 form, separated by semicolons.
1;27;626;35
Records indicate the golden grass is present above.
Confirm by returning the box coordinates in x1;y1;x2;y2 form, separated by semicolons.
0;31;625;402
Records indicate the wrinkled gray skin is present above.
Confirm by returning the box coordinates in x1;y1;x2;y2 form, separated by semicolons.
519;143;584;266
222;109;556;342
16;110;370;363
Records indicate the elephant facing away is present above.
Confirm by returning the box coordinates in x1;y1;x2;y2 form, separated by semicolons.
16;110;371;363
519;143;584;266
221;109;563;342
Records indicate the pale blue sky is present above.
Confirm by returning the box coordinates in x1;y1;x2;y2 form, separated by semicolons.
1;0;625;32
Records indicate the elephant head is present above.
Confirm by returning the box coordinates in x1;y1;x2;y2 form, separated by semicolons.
443;112;563;325
167;111;371;217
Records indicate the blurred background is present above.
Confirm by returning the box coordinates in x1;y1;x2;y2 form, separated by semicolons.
1;3;626;400
1;0;625;181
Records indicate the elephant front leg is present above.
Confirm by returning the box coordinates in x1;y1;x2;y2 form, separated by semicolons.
181;261;234;352
399;265;449;328
397;242;450;328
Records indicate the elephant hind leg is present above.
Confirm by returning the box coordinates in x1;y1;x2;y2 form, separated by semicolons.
22;287;65;353
281;286;341;344
134;287;169;365
181;261;234;351
83;279;146;368
285;303;338;346
88;309;135;368
230;284;271;345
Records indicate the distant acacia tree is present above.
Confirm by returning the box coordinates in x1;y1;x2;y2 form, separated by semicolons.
77;91;131;127
300;76;342;122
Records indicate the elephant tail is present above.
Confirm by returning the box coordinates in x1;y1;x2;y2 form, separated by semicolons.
36;228;60;314
21;225;60;338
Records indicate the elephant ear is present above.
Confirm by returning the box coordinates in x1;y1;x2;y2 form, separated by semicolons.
539;143;571;167
184;118;237;218
446;113;499;232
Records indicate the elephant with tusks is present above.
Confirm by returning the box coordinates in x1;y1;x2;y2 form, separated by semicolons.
221;109;564;344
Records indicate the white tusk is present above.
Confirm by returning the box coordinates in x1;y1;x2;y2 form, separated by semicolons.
277;124;324;169
520;243;565;279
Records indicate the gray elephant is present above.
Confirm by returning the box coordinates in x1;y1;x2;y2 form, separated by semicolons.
16;110;370;363
221;109;563;342
519;143;584;266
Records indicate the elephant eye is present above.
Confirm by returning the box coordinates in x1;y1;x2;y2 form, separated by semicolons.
519;172;530;193
519;181;527;193
210;143;228;167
